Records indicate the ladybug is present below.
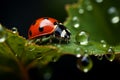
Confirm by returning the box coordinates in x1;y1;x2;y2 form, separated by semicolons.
28;17;71;43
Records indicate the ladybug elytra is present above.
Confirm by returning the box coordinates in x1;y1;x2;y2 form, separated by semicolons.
28;17;71;43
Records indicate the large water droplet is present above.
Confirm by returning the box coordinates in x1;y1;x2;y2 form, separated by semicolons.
77;54;93;73
108;7;120;24
100;40;107;48
105;47;115;62
76;31;89;45
0;24;7;43
96;0;103;3
12;27;18;34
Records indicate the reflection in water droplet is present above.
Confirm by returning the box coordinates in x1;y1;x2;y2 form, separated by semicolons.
12;27;18;34
105;47;115;62
0;24;7;43
96;0;103;3
108;7;120;24
76;31;89;45
77;54;93;73
100;40;107;48
74;23;80;28
78;8;84;14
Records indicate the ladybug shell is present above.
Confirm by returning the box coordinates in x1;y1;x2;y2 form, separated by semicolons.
28;17;58;39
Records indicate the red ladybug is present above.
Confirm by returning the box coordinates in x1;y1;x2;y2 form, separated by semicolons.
28;17;71;43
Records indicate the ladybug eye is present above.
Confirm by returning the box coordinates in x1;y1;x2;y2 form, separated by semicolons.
29;30;32;36
39;27;44;32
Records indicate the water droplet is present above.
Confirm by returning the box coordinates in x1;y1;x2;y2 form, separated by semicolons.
0;24;7;43
57;44;61;48
12;27;18;34
76;31;89;45
100;40;107;48
84;0;93;11
77;54;93;73
78;8;84;14
111;16;119;24
105;47;115;62
108;7;120;24
96;0;103;3
86;5;93;11
43;72;52;80
74;23;80;28
72;16;78;21
97;55;103;60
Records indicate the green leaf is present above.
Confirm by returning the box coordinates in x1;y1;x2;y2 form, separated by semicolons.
0;0;120;78
0;25;60;79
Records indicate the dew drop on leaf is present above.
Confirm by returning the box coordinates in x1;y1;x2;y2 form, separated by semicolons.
108;7;120;24
12;27;18;34
85;0;93;11
75;31;89;45
0;24;7;43
72;16;80;28
97;55;103;60
95;0;103;3
72;16;78;21
100;40;107;48
74;23;80;28
86;5;93;11
77;54;93;73
75;47;81;54
43;72;52;80
78;8;84;14
105;47;115;62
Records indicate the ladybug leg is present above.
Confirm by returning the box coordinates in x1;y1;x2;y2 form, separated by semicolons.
49;35;53;43
35;38;42;44
58;37;62;44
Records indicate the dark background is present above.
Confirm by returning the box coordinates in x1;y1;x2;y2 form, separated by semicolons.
0;0;77;38
1;0;120;80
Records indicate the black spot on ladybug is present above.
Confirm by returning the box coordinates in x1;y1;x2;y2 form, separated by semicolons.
44;17;48;19
29;30;32;36
39;27;44;32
